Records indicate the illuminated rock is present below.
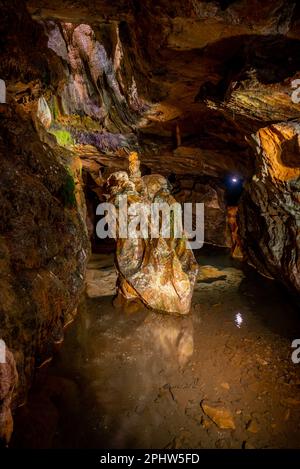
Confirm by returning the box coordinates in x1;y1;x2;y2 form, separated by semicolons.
105;156;198;315
201;400;235;430
37;96;52;129
239;123;300;294
227;206;243;259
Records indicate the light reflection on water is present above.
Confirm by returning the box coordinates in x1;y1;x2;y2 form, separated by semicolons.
234;312;243;328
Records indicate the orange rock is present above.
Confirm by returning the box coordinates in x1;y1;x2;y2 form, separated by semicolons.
201;400;235;430
105;159;198;314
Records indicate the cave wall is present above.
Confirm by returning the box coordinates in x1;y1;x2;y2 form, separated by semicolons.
239;123;300;294
25;0;300;276
0;0;89;444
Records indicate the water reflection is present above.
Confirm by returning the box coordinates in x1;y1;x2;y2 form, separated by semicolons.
234;312;243;328
142;313;194;368
12;250;300;449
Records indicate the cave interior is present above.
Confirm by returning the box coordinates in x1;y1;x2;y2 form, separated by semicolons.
0;0;300;450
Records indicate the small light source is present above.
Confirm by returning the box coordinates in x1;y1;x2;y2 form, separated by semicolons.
231;177;238;183
235;312;243;328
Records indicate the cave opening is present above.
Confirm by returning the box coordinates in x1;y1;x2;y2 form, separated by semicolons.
223;173;244;206
1;0;300;455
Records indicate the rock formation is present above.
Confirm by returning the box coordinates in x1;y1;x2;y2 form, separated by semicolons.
239;123;300;294
105;154;198;314
0;0;89;434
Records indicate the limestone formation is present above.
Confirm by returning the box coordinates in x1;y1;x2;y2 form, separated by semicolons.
105;154;198;314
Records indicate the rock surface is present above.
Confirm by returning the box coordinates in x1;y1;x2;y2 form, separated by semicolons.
105;156;198;314
86;254;117;297
201;400;236;430
0;0;89;435
239;123;300;294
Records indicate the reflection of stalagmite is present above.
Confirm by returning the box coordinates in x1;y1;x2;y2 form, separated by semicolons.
143;313;194;367
105;153;198;314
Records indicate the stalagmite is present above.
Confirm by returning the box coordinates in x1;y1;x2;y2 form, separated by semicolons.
104;152;198;314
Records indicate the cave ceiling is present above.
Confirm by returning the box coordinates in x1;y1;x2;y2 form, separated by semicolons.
3;0;300;182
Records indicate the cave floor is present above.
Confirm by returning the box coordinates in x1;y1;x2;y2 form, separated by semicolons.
12;249;300;449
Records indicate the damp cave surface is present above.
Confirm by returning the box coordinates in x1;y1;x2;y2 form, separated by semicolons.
12;247;300;449
1;0;300;454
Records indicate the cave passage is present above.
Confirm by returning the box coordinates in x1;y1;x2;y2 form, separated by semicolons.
224;174;244;206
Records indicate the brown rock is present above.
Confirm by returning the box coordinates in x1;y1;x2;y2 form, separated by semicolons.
105;157;198;315
221;382;230;391
246;419;259;434
239;123;300;295
201;400;235;430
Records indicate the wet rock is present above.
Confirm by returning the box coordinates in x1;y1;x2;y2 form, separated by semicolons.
86;268;117;297
201;400;235;430
246;419;259;434
37;96;52;129
197;266;227;284
239;123;300;295
221;382;230;390
105;154;198;314
0;0;89;431
174;177;229;247
86;256;117;298
226;207;243;259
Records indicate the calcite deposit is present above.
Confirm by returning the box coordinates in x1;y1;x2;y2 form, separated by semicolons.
105;154;198;314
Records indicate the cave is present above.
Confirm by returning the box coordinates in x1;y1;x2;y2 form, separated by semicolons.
1;0;300;454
